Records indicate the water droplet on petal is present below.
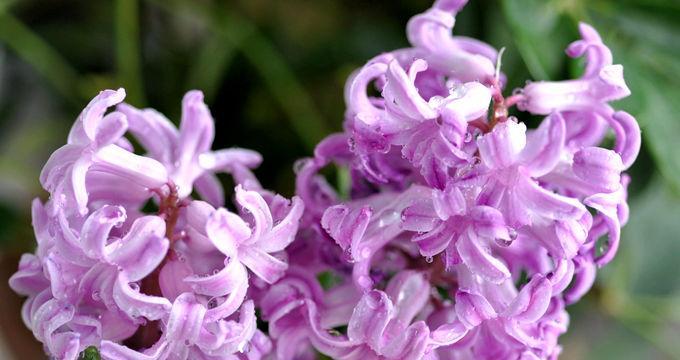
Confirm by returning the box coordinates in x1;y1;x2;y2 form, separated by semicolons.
207;298;218;309
495;237;513;247
425;256;434;263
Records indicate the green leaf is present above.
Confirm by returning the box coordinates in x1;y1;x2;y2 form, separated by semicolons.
500;0;574;80
593;5;680;193
147;0;331;151
116;0;146;106
615;177;680;296
78;346;101;360
0;10;83;104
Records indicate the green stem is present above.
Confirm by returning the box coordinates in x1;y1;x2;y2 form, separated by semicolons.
116;0;146;106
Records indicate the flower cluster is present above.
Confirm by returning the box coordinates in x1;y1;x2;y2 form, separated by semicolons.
10;89;304;359
266;0;639;359
10;0;640;359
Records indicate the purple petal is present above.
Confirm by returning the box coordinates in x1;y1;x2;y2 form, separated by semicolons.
503;275;552;323
455;290;496;328
234;185;273;243
456;227;511;283
257;196;304;253
9;254;49;296
385;271;430;325
516;176;586;221
107;216;168;282
165;293;206;346
239;246;288;284
112;273;172;320
206;208;251;258
478;120;527;170
80;205;126;259
185;259;247;297
68;88;126;144
572;147;623;193
347;290;393;350
520;112;566;178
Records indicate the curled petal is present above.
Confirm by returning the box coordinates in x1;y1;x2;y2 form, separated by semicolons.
548;259;575;295
204;278;249;322
165;293;207;346
348;290;393;351
321;205;371;254
381;321;430;359
112;274;172;321
457;228;511;283
385;271;430;325
611;111;641;169
470;206;508;241
68;88;126;144
517;176;587;222
93;144;168;190
520;112;566;178
235;185;273;242
80;205;126;259
206;208;251;258
257;196;304;253
455;290;496;328
100;340;167;360
383;59;437;121
117;103;178;163
430;321;468;347
185;259;247;297
566;23;612;77
585;189;623;266
94;112;128;148
406;8;495;82
478;120;527;170
437;81;492;124
503;275;552;323
199;148;262;172
573;147;623;193
413;220;456;257
239;246;288;284
107;216;168;282
564;256;597;304
9;254;49;296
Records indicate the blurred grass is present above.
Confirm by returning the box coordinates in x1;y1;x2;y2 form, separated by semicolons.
0;0;679;359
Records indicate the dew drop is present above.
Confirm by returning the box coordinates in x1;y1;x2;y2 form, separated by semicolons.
508;228;518;241
207;298;218;309
464;132;473;143
129;282;140;292
425;256;434;264
91;291;101;301
495;237;513;247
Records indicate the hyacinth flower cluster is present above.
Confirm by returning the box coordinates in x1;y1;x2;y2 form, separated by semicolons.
10;0;640;359
10;88;305;359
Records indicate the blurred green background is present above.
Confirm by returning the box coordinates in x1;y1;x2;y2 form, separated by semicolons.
0;0;679;359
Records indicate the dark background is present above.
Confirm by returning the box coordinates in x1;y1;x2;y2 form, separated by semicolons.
1;0;679;358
